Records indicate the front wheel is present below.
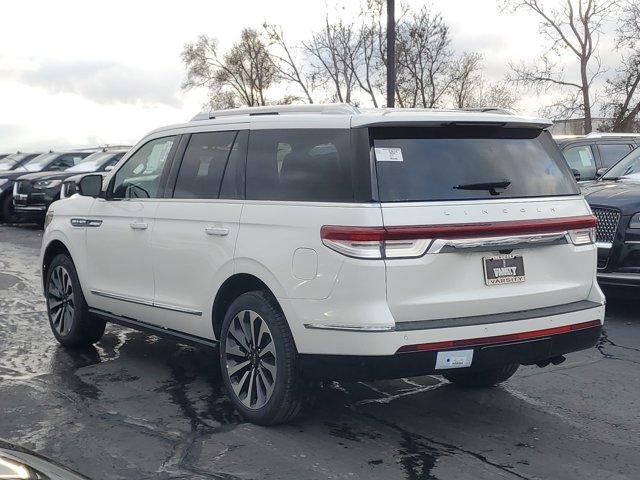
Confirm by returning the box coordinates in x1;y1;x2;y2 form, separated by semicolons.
45;253;106;348
219;291;303;425
443;363;519;388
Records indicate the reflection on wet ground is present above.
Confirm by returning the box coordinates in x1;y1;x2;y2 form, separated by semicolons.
1;224;639;480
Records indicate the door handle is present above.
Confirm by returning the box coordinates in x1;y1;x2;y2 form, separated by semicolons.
129;221;148;230
205;226;229;236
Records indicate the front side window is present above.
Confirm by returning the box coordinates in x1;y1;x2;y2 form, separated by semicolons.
246;129;353;202
374;127;579;202
112;137;175;199
173;131;237;199
598;144;632;168
563;145;597;181
603;147;640;180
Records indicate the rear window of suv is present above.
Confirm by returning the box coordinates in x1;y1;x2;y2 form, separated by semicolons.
372;126;579;202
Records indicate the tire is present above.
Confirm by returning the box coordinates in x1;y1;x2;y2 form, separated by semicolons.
219;290;303;425
1;194;20;223
443;363;519;388
45;253;106;348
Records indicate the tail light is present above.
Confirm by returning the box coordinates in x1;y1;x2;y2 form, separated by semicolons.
321;215;597;259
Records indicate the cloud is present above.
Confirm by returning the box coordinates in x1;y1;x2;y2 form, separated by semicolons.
19;60;183;107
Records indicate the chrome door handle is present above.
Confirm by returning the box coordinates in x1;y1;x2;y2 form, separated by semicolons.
129;221;148;230
205;226;229;236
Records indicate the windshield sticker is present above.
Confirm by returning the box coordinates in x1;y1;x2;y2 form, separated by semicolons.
375;147;404;162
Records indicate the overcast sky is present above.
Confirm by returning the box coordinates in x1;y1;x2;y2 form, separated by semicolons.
0;0;619;151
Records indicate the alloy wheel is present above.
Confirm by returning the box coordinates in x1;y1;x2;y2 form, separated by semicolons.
47;266;75;336
224;309;277;409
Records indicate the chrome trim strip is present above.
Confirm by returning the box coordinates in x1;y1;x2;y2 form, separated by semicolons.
91;290;202;316
305;301;603;333
428;232;568;254
304;323;395;332
596;242;612;249
597;272;640;280
624;240;640;245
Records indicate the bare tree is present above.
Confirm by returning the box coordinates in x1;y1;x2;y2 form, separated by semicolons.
395;8;455;108
602;1;640;131
263;24;315;104
303;17;359;103
450;52;483;108
502;0;618;133
182;28;277;108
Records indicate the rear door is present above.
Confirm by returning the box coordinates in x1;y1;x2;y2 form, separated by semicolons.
372;126;595;324
151;129;246;338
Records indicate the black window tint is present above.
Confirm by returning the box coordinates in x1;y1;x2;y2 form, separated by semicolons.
246;129;353;202
563;145;597;181
220;130;248;199
598;144;632;168
173;131;236;199
373;127;578;202
112;136;175;199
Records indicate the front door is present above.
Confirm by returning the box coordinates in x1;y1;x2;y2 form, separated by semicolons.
85;135;177;323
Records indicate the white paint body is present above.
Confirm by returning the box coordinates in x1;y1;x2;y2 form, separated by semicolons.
41;106;605;357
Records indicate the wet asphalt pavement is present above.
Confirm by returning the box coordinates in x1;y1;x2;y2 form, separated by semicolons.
0;223;639;480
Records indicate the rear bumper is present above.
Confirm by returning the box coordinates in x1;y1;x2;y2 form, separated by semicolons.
300;322;602;380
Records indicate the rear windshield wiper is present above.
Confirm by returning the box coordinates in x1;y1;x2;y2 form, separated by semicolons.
454;180;511;196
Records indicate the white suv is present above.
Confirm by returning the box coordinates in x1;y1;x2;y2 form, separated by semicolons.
41;104;605;424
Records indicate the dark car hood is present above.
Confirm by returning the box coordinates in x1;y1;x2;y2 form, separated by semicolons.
15;171;73;182
0;439;90;479
582;179;640;213
0;170;31;181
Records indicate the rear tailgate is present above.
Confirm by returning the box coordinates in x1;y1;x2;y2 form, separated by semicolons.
372;125;597;324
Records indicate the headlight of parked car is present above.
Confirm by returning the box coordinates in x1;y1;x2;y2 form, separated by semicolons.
33;179;62;190
630;213;640;229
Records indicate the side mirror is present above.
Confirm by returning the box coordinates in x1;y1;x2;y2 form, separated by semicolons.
78;174;103;197
571;169;581;182
104;165;114;172
596;167;608;177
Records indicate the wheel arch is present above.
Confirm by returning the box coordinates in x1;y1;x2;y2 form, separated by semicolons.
211;273;282;340
42;239;73;289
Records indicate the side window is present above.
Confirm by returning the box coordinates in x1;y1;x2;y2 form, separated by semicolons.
112;136;175;199
598;144;632;168
50;153;87;170
246;129;353;202
563;145;597;181
220;130;248;199
173;131;236;199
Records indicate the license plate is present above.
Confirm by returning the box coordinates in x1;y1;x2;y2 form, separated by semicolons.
435;349;474;369
483;254;525;285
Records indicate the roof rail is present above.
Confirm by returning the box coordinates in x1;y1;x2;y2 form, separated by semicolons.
191;103;360;121
585;132;640;138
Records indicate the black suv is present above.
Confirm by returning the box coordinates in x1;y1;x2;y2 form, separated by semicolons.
556;133;640;182
13;148;128;223
582;146;640;289
0;150;98;222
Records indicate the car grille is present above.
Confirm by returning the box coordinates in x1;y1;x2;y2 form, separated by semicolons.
592;207;620;244
14;180;31;195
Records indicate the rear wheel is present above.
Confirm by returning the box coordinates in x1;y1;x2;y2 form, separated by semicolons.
443;364;519;387
45;253;106;348
219;291;303;425
1;194;20;223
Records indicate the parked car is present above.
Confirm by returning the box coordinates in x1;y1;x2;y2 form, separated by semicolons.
0;152;43;172
41;104;604;425
0;149;98;222
555;133;640;182
582;145;640;289
13;148;128;223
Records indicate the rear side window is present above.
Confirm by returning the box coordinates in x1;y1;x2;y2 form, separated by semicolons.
246;129;353;202
173;131;236;199
598;144;632;168
373;127;579;202
563;145;597;181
